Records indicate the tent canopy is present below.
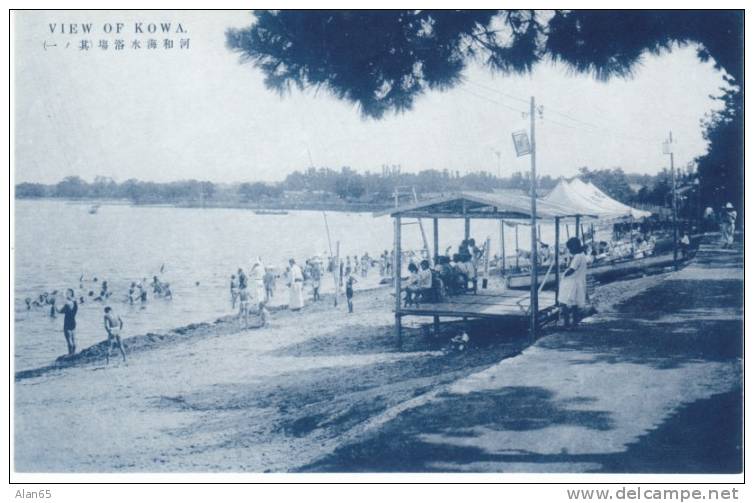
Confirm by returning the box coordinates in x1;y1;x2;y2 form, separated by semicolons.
375;191;597;220
543;178;651;220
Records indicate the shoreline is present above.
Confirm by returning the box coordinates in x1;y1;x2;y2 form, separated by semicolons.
14;261;672;382
14;230;717;383
15;196;392;213
15;285;390;381
13;242;742;472
14;262;667;382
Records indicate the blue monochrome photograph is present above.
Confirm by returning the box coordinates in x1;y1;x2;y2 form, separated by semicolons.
11;9;743;476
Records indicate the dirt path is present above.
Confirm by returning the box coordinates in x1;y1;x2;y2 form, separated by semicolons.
304;243;743;473
14;243;742;473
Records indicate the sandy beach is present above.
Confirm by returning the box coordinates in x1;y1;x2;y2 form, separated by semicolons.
14;241;742;473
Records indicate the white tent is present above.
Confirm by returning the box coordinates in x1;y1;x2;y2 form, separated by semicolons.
543;178;651;220
580;180;651;219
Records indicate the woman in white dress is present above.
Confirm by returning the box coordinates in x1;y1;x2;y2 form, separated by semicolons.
249;258;266;307
720;203;737;248
287;258;305;311
559;237;588;329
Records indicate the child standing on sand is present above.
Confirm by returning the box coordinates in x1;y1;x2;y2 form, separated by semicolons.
104;306;127;364
310;262;322;302
230;274;239;309
345;273;358;313
238;287;250;328
263;268;275;301
256;299;270;328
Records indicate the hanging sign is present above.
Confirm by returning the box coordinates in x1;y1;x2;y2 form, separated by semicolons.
511;130;531;157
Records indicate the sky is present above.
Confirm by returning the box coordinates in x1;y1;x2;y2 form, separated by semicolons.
13;10;730;184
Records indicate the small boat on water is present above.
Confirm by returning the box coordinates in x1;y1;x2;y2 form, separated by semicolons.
254;209;289;215
88;204;100;214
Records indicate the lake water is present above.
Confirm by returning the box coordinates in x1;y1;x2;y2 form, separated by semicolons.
13;199;568;371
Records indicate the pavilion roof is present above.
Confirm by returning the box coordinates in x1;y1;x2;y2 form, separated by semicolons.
374;191;596;220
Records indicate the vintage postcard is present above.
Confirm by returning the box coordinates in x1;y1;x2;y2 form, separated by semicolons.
10;9;744;484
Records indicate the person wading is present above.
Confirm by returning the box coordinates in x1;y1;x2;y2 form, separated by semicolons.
56;289;78;356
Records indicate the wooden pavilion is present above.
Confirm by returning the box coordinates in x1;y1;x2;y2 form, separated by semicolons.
375;191;595;339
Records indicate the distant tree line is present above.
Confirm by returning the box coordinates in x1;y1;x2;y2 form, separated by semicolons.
281;166;562;201
576;166;696;208
16;166;685;210
16;176;216;204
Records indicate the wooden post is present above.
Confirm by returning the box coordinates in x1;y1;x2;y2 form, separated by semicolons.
529;96;538;340
333;241;340;307
461;200;469;242
323;211;333;258
630;216;635;257
394;216;402;339
500;219;506;274
565;224;570;239
555;217;560;305
575;215;581;240
669;132;678;271
433;218;439;262
515;224;519;269
412;187;430;262
432;217;440;336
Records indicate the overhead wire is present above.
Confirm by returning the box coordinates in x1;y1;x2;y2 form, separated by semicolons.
462;77;661;144
457;86;529;116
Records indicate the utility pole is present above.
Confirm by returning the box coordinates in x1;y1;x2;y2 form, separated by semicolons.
492;149;502;181
664;132;678;270
529;96;539;340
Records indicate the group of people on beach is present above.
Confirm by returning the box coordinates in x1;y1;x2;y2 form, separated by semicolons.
704;202;738;248
398;234;589;329
25;201;740;368
27;286;127;364
402;237;487;306
228;249;400;321
339;253;375;279
231;259;271;329
24;270;178;363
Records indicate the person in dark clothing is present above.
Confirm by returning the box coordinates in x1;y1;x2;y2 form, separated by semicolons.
237;268;248;290
345;273;358;313
310;262;322;301
434;255;454;297
56;288;78;356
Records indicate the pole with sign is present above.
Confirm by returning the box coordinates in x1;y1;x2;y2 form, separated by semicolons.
663;132;678;270
528;97;538;340
511;98;539;340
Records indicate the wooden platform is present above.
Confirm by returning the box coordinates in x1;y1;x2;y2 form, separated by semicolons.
397;289;557;320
